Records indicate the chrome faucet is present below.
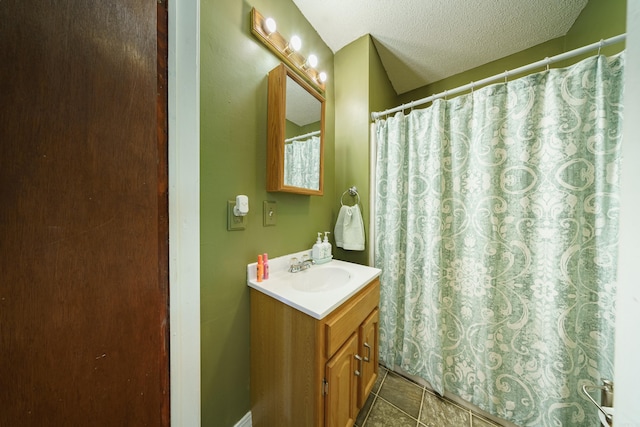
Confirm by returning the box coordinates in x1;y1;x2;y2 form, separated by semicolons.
289;255;314;273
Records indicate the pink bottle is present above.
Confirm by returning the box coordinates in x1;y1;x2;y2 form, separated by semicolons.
263;253;269;280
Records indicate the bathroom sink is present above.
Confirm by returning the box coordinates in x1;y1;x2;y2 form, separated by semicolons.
290;266;351;292
247;251;381;319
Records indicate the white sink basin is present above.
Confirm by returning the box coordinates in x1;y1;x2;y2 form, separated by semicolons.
247;251;381;319
289;267;351;292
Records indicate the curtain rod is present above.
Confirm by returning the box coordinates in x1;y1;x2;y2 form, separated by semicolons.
284;129;321;143
371;33;626;121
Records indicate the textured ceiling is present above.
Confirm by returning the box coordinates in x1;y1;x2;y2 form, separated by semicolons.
292;0;588;94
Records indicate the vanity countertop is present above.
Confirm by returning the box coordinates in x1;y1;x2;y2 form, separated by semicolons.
247;250;381;320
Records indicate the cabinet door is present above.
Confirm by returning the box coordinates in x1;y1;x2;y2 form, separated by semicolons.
325;333;358;427
358;308;379;408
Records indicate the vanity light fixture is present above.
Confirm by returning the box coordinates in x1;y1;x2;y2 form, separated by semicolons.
250;7;326;93
263;17;277;35
287;35;302;54
318;72;327;83
304;54;318;69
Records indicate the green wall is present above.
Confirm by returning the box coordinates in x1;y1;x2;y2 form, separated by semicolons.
200;0;334;424
369;38;398;116
334;36;369;265
565;0;626;51
334;35;396;265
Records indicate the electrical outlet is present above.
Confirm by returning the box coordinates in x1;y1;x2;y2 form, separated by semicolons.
263;201;277;226
227;201;246;231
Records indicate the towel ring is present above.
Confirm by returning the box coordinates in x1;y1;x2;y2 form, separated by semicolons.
341;186;360;206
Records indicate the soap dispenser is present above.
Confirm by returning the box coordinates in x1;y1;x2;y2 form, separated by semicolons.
312;232;323;262
322;231;332;260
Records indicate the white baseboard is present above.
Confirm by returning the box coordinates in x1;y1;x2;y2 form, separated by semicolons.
234;411;252;427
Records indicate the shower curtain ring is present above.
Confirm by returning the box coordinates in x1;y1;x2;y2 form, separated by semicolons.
598;39;604;56
470;81;474;93
545;57;550;71
504;70;509;83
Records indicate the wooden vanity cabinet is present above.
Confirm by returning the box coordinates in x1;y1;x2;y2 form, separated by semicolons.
250;278;380;427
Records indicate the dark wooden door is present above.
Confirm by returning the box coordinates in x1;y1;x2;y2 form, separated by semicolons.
0;1;169;425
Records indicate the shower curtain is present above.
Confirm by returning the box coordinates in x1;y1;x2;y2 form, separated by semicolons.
374;53;624;427
284;135;321;189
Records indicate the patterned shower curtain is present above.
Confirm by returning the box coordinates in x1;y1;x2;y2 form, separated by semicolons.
374;53;624;427
284;135;321;190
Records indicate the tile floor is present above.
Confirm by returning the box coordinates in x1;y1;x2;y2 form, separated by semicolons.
355;366;506;427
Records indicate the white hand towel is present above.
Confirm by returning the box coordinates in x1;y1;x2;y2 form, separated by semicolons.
334;204;365;251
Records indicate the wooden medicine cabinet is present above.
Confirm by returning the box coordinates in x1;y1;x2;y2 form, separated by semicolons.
267;63;325;195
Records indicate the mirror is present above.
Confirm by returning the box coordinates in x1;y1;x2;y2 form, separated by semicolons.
267;64;325;195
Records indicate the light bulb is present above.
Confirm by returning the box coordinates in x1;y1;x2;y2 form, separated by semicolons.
263;17;276;35
290;35;302;52
307;54;318;68
318;72;327;83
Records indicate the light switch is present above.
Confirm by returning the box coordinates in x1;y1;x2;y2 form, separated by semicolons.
263;201;277;226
